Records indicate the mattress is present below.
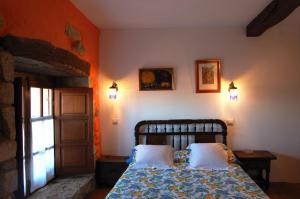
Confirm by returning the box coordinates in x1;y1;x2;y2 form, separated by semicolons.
105;162;268;199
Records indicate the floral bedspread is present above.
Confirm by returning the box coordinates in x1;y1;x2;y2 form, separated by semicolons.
105;163;268;199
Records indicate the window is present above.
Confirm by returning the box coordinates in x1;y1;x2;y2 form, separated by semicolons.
27;87;55;193
15;77;93;197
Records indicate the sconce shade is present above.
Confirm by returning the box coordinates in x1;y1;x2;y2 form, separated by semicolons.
228;81;238;101
109;82;118;99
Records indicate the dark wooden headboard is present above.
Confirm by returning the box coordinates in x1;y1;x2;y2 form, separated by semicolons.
135;119;227;150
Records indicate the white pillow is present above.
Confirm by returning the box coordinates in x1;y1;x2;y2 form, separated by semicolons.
131;145;174;169
187;143;229;170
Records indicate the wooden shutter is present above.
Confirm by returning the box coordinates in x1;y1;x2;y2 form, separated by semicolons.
54;88;94;175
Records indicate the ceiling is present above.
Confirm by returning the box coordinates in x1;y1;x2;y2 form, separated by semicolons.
71;0;300;30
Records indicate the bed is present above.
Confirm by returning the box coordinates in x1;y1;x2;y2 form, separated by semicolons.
105;119;268;199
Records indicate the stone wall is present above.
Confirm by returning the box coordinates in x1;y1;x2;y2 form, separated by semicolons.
0;49;17;199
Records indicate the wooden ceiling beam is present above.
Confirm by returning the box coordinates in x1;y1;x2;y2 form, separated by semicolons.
247;0;300;37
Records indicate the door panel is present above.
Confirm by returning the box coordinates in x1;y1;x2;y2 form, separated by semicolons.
61;119;88;142
61;146;87;167
54;88;93;175
61;94;87;115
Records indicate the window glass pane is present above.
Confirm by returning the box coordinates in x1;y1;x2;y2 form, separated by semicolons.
22;121;25;158
43;89;52;116
30;88;41;118
30;118;54;193
23;119;26;196
45;119;54;147
46;148;55;181
23;158;26;196
22;87;25;118
49;89;53;115
31;121;43;154
31;119;54;153
31;153;47;192
43;89;49;116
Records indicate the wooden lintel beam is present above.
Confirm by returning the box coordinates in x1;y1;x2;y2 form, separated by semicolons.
247;0;300;37
0;34;90;76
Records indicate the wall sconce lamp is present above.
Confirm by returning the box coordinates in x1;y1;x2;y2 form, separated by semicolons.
109;82;118;99
228;81;238;101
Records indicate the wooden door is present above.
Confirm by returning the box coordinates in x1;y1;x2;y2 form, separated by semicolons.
54;88;94;175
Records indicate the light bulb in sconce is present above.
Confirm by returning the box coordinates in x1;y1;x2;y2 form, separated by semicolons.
228;81;238;101
109;82;118;99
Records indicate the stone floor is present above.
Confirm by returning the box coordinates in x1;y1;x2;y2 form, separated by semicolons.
28;174;95;199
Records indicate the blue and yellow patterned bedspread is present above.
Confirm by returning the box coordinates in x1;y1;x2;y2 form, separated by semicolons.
106;163;268;199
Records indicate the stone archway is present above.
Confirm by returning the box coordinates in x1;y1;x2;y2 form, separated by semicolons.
0;35;92;198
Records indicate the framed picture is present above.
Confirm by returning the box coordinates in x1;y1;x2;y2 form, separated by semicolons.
139;68;174;91
195;59;221;93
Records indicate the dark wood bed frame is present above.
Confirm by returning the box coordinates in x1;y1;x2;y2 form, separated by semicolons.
135;119;227;149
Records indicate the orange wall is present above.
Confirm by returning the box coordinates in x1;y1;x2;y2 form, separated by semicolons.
0;0;101;158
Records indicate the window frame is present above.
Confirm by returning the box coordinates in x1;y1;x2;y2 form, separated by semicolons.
15;74;55;197
30;89;54;164
28;87;55;194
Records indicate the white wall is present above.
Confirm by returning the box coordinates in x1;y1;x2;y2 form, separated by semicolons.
99;25;300;182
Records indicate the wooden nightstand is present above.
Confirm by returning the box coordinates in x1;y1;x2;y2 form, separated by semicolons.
234;150;276;190
96;156;128;186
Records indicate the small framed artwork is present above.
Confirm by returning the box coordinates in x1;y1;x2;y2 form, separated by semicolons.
195;59;221;93
139;68;174;91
